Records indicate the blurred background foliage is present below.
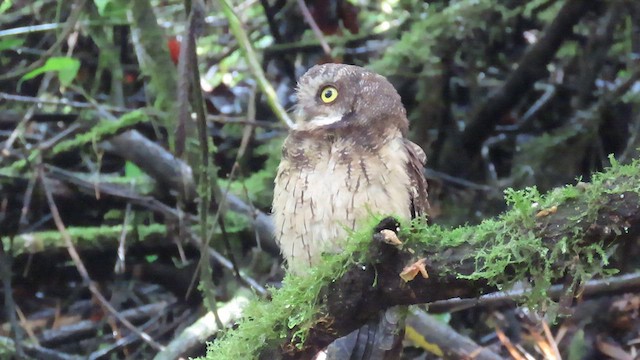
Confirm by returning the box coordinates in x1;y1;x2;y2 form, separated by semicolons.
1;0;639;358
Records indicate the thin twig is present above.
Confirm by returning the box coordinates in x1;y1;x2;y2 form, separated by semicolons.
153;290;251;360
218;0;294;128
0;20;129;38
0;92;136;113
427;272;640;313
38;167;165;352
181;0;224;330
0;244;25;357
207;114;286;129
495;326;527;360
115;201;132;275
18;172;38;231
424;168;496;192
296;0;332;56
43;165;270;298
405;308;504;360
208;86;257;288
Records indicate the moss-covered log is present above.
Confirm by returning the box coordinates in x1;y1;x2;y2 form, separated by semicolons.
204;158;640;359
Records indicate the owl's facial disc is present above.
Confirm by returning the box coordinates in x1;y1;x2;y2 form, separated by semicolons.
294;63;408;133
296;82;348;128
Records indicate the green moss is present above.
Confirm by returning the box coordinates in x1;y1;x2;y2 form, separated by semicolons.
371;0;522;76
203;158;639;358
201;216;384;359
4;224;166;255
0;336;16;356
0;111;148;176
425;157;638;313
52;110;147;154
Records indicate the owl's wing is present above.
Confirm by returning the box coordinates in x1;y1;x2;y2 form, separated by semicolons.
404;139;430;219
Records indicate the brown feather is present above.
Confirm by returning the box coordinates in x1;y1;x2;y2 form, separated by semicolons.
404;139;430;219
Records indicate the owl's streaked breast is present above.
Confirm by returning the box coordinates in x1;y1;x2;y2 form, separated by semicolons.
273;134;412;275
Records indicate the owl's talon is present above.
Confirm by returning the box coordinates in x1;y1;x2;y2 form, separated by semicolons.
400;258;429;282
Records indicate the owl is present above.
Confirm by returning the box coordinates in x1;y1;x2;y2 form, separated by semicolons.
272;63;429;275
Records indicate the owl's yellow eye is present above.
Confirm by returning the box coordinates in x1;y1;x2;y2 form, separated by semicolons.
319;86;338;103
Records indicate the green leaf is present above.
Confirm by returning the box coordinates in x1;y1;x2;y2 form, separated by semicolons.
0;0;12;14
21;56;80;87
124;161;144;179
93;0;126;18
567;329;587;360
0;38;24;53
93;0;111;15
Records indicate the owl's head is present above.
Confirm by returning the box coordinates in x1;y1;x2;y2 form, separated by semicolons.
293;64;409;134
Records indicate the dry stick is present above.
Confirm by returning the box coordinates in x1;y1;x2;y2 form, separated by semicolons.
35;82;272;296
0;0;88;81
45;165;184;220
38;167;165;352
541;321;561;360
204;246;268;297
174;0;195;157
0;93;282;129
427;272;640;314
153;290;251;360
207;114;286;129
88;324;152;359
11;174;37;357
0;92;135;113
0;335;83;360
0;65;70;156
18;172;38;230
14;304;38;344
180;0;223;330
522;323;556;360
296;0;332;56
45;165;271;297
406;308;504;360
495;326;527;360
46;164;270;297
114;202;132;275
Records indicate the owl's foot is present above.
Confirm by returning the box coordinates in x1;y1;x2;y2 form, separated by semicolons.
400;258;429;282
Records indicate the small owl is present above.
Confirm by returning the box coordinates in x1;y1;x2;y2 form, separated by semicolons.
272;63;429;275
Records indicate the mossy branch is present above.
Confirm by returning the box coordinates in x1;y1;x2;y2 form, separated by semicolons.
204;158;640;359
3;224;166;256
0;110;147;176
